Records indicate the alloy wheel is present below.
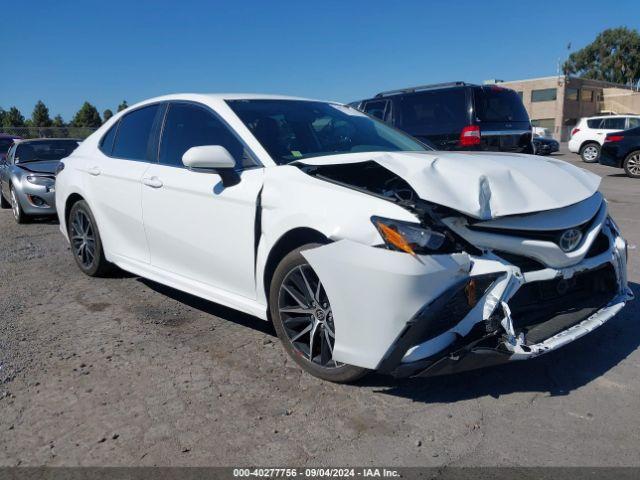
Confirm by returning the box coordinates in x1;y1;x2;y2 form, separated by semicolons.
583;145;599;162
70;210;97;269
627;153;640;176
10;188;20;221
278;264;342;368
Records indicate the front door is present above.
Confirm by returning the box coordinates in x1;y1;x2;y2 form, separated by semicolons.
141;102;264;299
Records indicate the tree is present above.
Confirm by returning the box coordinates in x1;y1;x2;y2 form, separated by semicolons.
103;109;114;122
71;102;102;128
0;107;5;126
563;27;640;85
117;100;129;112
52;115;65;127
31;100;52;127
2;107;25;127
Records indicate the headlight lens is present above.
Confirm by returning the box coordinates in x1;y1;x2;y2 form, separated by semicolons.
26;175;55;187
372;216;447;256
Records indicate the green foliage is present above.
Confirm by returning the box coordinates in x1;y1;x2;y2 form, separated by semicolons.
0;107;5;126
52;115;65;127
103;109;114;122
71;102;102;128
31;100;52;127
563;27;640;84
2;107;25;127
117;100;129;112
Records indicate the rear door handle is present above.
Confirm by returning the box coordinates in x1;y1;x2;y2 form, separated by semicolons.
142;176;163;188
88;167;101;176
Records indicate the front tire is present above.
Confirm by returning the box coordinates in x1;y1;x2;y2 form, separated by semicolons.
67;200;113;277
623;151;640;178
10;185;29;224
580;142;600;163
269;244;368;383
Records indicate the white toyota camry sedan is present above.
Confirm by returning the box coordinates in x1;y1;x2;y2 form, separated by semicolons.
55;94;633;382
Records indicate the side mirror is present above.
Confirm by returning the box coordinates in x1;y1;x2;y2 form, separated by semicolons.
182;145;236;170
182;145;239;187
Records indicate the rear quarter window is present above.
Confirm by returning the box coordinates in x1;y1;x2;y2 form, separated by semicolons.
474;87;529;123
396;89;468;135
112;104;160;161
587;119;603;128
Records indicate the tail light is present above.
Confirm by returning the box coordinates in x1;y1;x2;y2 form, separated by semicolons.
604;135;624;143
571;128;580;136
460;125;481;147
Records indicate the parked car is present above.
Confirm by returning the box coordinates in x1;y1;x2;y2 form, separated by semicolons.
0;134;22;162
0;138;80;223
55;94;632;382
351;82;534;153
568;115;640;163
599;126;640;178
532;136;559;155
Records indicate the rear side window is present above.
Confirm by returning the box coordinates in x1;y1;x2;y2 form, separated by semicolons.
362;100;389;120
159;103;253;168
474;87;529;123
99;123;118;155
587;118;602;128
112;105;160;161
601;118;626;130
397;89;468;134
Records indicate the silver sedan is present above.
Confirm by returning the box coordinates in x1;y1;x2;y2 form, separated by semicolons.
0;138;80;223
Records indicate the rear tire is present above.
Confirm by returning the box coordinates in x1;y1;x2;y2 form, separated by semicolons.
623;151;640;178
580;142;600;163
269;243;368;383
67;200;113;277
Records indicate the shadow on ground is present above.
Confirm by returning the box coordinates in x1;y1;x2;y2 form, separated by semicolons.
137;277;276;336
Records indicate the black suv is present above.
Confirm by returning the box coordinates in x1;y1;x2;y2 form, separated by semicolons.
352;82;533;153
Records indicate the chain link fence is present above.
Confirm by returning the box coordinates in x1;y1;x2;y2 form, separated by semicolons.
0;127;97;140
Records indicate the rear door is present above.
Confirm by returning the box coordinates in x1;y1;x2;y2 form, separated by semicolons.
84;104;164;264
473;86;532;153
594;117;627;144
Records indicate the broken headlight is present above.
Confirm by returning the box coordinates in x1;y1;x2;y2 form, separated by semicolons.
26;175;55;187
372;216;463;255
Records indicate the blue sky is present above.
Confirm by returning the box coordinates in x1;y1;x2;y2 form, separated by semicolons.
1;0;639;121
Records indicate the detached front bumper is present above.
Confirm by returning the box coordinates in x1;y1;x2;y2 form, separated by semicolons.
303;221;632;377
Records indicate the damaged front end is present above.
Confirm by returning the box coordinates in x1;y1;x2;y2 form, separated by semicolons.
298;159;633;378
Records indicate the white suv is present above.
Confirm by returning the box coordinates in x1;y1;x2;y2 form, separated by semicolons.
569;115;640;163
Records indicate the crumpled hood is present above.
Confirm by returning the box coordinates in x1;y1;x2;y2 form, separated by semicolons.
17;161;59;175
298;151;601;219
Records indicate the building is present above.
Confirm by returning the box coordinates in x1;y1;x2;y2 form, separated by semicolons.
486;76;640;141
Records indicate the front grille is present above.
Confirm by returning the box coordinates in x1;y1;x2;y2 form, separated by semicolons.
509;265;617;344
494;251;545;272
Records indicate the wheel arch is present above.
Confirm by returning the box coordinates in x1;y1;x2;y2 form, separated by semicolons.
263;227;330;303
580;140;601;151
64;193;86;227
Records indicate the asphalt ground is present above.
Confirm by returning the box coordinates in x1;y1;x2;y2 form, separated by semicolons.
0;144;638;466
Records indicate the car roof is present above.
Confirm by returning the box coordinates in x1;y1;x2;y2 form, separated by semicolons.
14;138;81;143
583;114;640;120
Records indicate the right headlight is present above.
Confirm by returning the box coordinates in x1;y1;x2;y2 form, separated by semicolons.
372;216;460;256
26;175;55;187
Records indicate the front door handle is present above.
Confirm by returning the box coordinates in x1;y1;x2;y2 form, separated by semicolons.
88;166;101;176
142;176;163;188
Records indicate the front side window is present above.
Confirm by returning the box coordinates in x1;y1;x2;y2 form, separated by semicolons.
159;103;253;168
227;100;428;165
14;140;79;164
628;117;640;129
112;104;160;161
531;88;557;102
99;122;119;155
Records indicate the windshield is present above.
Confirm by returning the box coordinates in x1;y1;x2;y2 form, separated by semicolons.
474;87;529;123
227;100;429;165
15;140;79;163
